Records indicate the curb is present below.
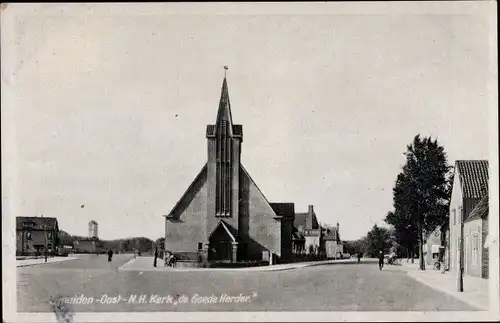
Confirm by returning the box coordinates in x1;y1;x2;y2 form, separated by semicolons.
405;270;488;311
118;257;139;270
118;258;374;273
16;257;79;268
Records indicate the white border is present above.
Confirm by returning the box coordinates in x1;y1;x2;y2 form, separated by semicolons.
8;311;499;323
486;0;499;315
2;2;499;322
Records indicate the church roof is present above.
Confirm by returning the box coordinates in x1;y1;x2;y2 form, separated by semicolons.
240;165;278;218
165;163;207;220
455;160;489;199
270;203;295;219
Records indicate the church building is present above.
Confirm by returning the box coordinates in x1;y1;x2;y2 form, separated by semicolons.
164;76;295;264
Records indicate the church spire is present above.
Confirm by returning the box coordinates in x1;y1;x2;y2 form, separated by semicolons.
206;71;243;219
215;68;233;131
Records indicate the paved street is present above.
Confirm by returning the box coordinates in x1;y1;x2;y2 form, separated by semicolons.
17;255;478;312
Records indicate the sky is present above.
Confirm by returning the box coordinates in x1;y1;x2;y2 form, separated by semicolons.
2;3;496;241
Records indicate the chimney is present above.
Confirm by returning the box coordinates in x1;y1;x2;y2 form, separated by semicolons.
306;205;314;229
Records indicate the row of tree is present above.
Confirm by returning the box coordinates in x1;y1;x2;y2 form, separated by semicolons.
347;135;452;269
344;225;395;258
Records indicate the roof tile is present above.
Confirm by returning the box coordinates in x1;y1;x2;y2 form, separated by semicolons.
456;160;489;199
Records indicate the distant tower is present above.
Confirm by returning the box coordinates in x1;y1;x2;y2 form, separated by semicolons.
88;220;98;239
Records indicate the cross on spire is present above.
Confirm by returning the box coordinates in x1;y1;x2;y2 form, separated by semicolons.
224;65;228;78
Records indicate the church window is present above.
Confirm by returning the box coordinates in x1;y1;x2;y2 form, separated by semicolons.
198;243;203;251
216;120;232;217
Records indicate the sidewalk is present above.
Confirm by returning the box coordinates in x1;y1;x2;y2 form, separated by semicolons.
400;262;489;311
119;257;373;272
16;256;79;267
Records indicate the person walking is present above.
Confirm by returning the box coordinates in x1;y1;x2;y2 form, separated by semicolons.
357;252;361;263
107;249;113;263
153;248;158;267
378;250;384;271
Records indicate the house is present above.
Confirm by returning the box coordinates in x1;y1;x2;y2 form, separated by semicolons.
293;205;323;255
449;160;488;277
163;77;296;264
423;227;442;266
323;223;343;258
464;191;489;278
16;216;59;256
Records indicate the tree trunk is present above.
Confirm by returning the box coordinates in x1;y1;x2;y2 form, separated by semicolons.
418;220;425;270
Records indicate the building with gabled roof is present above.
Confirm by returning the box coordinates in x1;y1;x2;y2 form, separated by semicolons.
323;223;343;258
163;77;295;264
16;216;59;256
449;159;489;278
293;205;323;254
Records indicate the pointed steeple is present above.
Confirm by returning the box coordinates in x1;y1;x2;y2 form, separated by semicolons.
215;77;234;132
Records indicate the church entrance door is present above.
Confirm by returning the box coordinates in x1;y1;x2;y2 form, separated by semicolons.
208;221;238;262
210;240;232;261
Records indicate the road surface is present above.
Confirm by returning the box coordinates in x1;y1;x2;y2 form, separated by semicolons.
17;255;477;312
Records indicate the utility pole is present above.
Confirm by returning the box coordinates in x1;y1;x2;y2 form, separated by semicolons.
457;174;464;292
457;206;464;291
44;224;48;263
21;226;25;256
